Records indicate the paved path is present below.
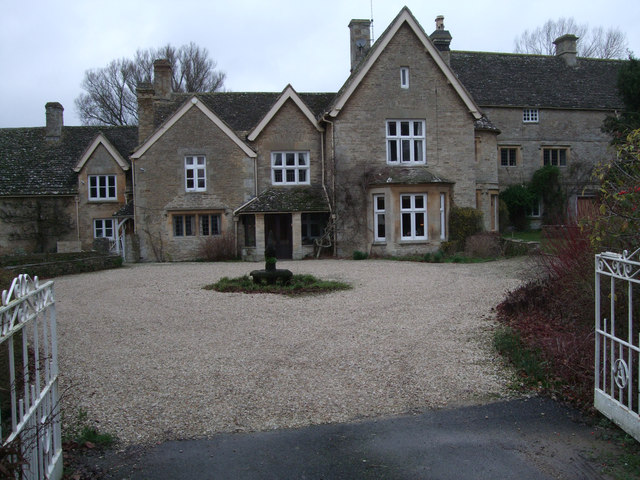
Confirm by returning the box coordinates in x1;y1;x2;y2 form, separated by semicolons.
85;397;615;480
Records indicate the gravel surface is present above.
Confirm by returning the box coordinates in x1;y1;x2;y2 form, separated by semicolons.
55;258;529;445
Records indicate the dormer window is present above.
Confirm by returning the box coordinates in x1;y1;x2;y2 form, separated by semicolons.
88;175;116;200
400;67;409;89
523;108;539;123
271;152;310;185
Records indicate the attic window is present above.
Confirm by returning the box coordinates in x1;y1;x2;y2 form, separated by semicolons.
400;67;409;89
88;175;116;200
523;108;539;123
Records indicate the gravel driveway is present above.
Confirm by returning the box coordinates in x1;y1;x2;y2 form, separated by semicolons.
55;258;528;445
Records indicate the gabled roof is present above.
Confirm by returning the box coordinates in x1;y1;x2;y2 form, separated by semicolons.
450;52;624;110
0;126;137;196
327;7;482;120
235;186;329;214
247;85;324;141
152;92;335;135
131;96;257;159
74;133;130;172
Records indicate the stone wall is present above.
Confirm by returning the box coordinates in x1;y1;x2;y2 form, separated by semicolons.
76;143;130;250
331;23;483;255
134;105;254;261
489;107;614;198
0;197;77;255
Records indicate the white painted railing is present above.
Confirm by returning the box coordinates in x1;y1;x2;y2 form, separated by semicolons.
1;274;62;480
595;248;640;441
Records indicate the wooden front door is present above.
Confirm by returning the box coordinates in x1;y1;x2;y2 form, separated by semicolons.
264;214;292;259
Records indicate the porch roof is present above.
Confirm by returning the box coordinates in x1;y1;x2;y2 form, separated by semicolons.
236;186;329;214
367;166;453;186
113;201;134;218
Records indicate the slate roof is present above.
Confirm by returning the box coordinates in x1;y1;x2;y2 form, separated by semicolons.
0;126;138;196
367;166;453;186
236;186;329;214
113;201;134;217
155;92;336;134
450;52;624;110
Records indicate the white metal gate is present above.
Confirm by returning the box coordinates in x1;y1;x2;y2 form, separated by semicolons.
1;274;62;480
595;248;640;441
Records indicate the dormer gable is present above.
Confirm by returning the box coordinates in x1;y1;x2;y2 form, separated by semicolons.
74;133;130;173
247;85;323;142
328;7;482;120
130;96;257;160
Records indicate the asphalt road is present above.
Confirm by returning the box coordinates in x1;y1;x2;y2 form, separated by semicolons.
84;397;615;480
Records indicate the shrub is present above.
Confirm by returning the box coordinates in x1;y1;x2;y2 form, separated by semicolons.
589;128;640;251
197;234;236;261
352;250;368;260
464;232;502;258
498;199;510;232
530;165;565;225
439;241;457;255
448;206;483;251
500;184;534;231
496;222;598;410
0;252;122;279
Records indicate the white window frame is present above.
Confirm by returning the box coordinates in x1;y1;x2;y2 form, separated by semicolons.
93;218;114;239
185;156;206;192
543;147;568;167
523;108;539;123
400;193;427;241
499;147;518;167
400;67;409;89
439;193;446;240
373;194;386;242
527;197;541;217
88;175;117;200
271;152;310;185
386;120;426;165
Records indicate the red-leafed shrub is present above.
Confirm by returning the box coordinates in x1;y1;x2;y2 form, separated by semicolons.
496;222;598;411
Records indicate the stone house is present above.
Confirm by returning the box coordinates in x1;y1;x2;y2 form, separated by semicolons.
0;7;624;260
0;103;137;256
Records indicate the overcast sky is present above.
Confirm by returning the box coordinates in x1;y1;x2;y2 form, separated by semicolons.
1;0;638;128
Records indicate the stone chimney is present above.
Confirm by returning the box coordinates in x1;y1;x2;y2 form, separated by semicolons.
430;15;452;65
153;59;173;99
554;34;578;66
349;19;372;72
136;82;155;143
45;102;64;140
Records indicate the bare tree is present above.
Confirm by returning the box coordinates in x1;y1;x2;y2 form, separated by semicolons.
514;17;628;59
76;43;226;126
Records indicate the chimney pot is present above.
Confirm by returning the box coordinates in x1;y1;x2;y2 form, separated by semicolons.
430;15;452;65
45;102;63;140
348;19;372;72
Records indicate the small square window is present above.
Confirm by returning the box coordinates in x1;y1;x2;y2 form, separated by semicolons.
523;109;539;123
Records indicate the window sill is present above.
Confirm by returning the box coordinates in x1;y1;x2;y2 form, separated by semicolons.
88;199;119;203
